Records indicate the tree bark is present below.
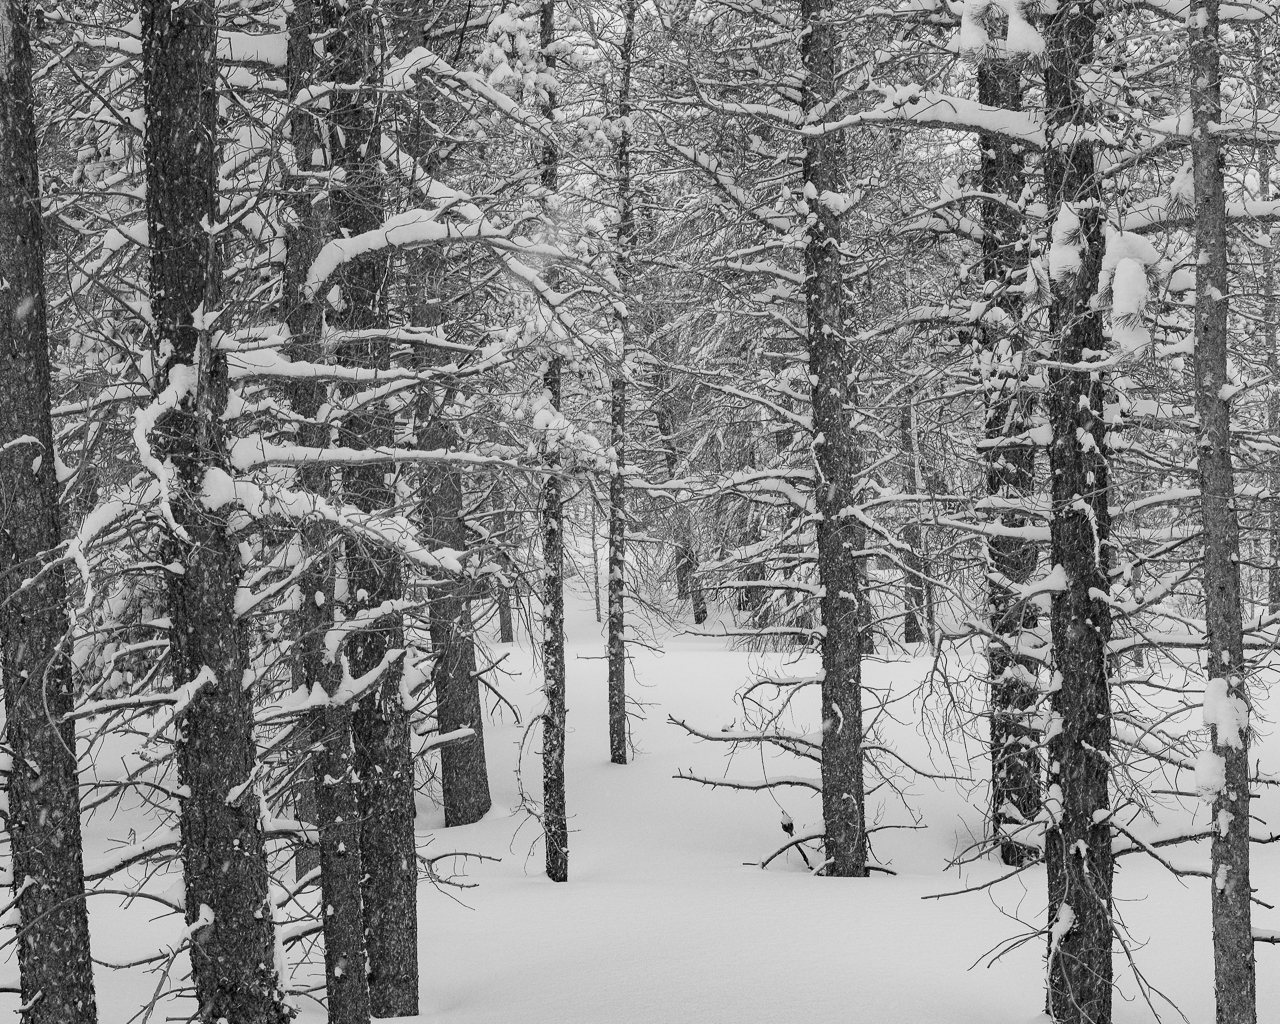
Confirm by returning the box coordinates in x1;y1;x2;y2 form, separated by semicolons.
281;6;372;1018
653;402;708;624
802;0;868;879
419;373;493;825
977;59;1042;868
491;490;516;644
322;4;419;1011
608;0;638;767
142;0;288;1018
0;4;99;1020
1043;1;1113;1018
900;400;927;646
1258;29;1280;617
1191;1;1255;1019
284;0;325;890
539;0;569;882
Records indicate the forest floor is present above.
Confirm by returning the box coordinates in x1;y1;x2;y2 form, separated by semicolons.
374;595;1280;1024
30;593;1280;1023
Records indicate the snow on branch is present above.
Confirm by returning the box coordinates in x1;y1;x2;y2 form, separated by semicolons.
806;86;1046;149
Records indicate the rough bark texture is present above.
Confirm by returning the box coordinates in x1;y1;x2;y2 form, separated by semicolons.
1043;2;1113;1019
802;0;867;879
281;7;372;1017
1259;30;1280;616
142;0;288;1018
541;348;569;883
396;55;494;827
607;368;628;766
419;372;492;825
491;492;516;644
323;4;419;1011
0;4;99;1020
308;635;372;1024
284;0;325;888
608;0;637;768
538;0;569;884
899;401;927;646
1191;2;1255;1019
652;401;708;624
977;59;1042;868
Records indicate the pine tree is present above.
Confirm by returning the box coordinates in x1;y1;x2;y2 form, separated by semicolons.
1042;0;1114;1016
1191;0;1255;1017
802;0;868;879
0;2;99;1019
141;0;288;1015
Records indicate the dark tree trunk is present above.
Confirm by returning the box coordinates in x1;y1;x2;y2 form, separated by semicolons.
900;401;927;646
0;4;99;1020
539;0;568;882
395;44;494;828
607;370;628;765
142;0;288;1019
284;0;325;888
281;7;372;1017
1259;30;1280;617
977;60;1042;868
653;403;707;624
419;381;493;825
802;0;867;879
541;348;569;882
322;4;418;1012
608;0;638;767
1043;2;1113;1019
491;492;516;644
308;641;372;1024
1192;2;1255;1019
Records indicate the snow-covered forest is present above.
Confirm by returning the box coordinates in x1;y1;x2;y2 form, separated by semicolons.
1;0;1280;1020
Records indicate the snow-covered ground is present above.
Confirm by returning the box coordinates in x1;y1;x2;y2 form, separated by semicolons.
18;593;1280;1023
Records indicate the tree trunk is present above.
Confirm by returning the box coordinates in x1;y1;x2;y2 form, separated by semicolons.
1191;2;1255;1019
607;370;628;765
900;400;927;646
653;402;708;624
322;4;419;1011
492;491;516;644
1043;1;1113;1018
977;59;1042;868
142;0;288;1018
1259;30;1280;617
281;6;372;1017
0;4;99;1020
284;0;325;889
419;368;493;825
396;50;494;829
539;0;569;883
608;0;638;767
802;0;867;879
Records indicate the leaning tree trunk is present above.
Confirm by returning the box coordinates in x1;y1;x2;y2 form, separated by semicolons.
281;5;371;1019
607;0;638;767
539;0;569;883
0;4;99;1021
977;58;1042;868
323;2;419;1011
1043;1;1113;1020
1192;1;1255;1019
142;0;288;1019
802;0;867;879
